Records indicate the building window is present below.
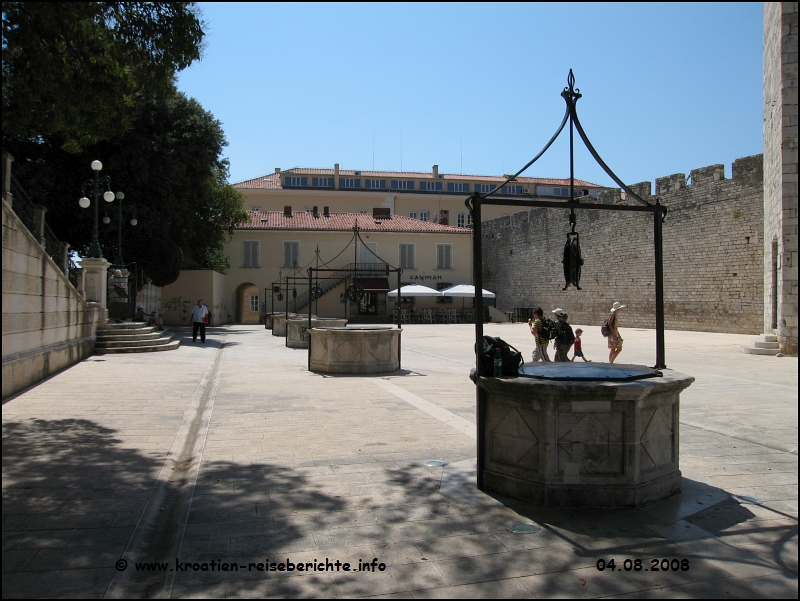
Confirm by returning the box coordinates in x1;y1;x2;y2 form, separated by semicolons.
409;211;418;219
419;181;443;191
365;179;386;189
390;180;415;190
447;183;470;193
538;186;593;198
249;205;262;212
283;241;300;267
341;178;361;188
474;183;496;193
249;294;259;313
312;177;333;187
284;176;307;187
436;282;453;304
457;212;473;227
419;211;429;222
501;185;522;194
242;240;259;267
399;244;415;269
437;244;452;269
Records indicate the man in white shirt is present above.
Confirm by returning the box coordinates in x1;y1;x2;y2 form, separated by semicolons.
191;299;209;343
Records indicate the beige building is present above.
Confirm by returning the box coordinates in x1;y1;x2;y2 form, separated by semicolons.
162;165;606;326
162;208;473;325
233;164;607;226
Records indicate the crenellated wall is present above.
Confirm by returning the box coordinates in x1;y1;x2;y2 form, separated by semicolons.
481;155;764;334
2;199;99;398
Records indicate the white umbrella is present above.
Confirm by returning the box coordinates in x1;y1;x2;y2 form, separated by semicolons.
438;284;496;298
387;284;441;297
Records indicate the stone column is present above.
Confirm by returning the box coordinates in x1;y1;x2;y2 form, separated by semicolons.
59;242;70;275
33;204;47;247
2;151;13;207
74;268;86;298
81;258;112;324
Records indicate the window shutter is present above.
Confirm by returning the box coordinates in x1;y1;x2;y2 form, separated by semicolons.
409;244;415;269
283;242;290;267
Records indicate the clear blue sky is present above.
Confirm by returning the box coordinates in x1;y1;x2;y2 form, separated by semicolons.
176;2;763;189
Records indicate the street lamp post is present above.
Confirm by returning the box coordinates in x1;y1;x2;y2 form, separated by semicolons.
78;160;118;259
102;192;137;267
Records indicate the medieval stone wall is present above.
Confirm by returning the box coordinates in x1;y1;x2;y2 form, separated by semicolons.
482;155;764;334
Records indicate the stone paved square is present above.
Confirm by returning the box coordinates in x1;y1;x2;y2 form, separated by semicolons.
2;324;797;598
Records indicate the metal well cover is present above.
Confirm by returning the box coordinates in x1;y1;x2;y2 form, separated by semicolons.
519;362;662;381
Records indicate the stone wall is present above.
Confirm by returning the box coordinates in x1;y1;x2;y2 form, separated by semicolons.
2;199;99;399
481;155;764;334
763;2;798;355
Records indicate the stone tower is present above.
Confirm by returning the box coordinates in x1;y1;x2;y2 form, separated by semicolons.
763;2;798;355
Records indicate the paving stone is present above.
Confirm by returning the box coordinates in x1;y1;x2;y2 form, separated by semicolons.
335;561;448;597
0;569;60;598
742;572;799;599
434;551;542;586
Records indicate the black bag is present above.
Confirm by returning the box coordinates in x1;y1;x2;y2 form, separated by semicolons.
556;322;575;346
601;318;611;337
477;335;523;376
539;318;558;341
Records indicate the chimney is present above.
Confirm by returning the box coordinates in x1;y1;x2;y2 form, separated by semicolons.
334;163;340;190
323;206;330;217
312;205;319;217
283;205;292;217
432;164;439;179
275;167;281;174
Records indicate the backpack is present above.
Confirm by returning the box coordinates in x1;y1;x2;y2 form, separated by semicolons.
477;335;523;376
556;322;575;346
601;317;611;337
539;318;558;341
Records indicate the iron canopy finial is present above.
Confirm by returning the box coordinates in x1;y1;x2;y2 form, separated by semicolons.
562;69;582;102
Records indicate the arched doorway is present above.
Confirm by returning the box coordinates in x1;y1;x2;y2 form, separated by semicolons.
235;282;260;324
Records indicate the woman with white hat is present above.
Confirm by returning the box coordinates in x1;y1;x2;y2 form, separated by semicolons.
608;302;625;363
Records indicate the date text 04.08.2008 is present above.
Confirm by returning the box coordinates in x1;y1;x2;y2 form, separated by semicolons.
596;559;689;572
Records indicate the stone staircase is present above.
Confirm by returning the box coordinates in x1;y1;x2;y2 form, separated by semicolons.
741;333;781;356
95;322;180;355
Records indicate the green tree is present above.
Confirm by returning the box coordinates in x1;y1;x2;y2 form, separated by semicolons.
6;88;248;287
2;2;204;151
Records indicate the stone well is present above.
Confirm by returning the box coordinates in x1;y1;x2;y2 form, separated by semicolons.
308;326;400;374
271;313;298;337
287;318;348;348
474;362;694;507
265;312;285;330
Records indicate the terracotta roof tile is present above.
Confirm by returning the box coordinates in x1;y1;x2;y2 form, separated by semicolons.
238;211;472;233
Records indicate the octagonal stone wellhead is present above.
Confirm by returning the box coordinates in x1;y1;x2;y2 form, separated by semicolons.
308;326;400;374
271;313;298;337
286;318;348;348
473;362;694;507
